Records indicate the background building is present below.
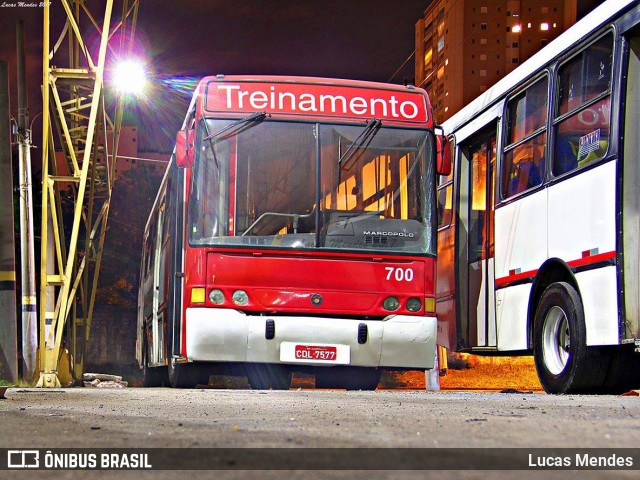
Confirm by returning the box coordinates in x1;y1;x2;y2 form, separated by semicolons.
415;0;605;123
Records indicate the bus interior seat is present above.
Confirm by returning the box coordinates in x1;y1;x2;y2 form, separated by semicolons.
508;160;542;196
554;138;578;175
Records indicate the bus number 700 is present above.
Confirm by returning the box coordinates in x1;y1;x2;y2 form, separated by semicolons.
385;267;414;282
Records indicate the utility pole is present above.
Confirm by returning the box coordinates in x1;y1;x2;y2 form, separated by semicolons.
0;60;18;383
16;19;37;382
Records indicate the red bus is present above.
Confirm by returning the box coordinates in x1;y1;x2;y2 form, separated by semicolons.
137;75;449;389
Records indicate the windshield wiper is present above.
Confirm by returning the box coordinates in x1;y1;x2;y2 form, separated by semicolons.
204;111;267;142
338;118;382;168
202;112;267;169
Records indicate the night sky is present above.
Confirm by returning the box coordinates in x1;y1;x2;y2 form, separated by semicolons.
0;0;431;153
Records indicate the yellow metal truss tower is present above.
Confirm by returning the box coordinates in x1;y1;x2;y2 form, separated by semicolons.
37;0;139;387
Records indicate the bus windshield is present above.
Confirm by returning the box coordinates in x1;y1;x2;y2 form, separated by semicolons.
188;118;436;255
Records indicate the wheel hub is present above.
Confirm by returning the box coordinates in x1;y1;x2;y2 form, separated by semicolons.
542;305;570;375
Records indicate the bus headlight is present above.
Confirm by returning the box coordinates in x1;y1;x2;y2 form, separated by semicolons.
383;296;400;311
209;289;225;305
406;297;422;312
232;290;249;306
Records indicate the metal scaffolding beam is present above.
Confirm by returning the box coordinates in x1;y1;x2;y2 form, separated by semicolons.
37;0;139;387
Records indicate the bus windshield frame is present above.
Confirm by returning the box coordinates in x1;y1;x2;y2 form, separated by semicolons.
188;117;437;256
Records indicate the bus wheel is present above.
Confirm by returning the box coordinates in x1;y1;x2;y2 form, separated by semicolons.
315;367;381;391
533;282;607;394
245;363;292;390
168;360;198;388
142;341;166;387
599;347;640;394
143;357;167;387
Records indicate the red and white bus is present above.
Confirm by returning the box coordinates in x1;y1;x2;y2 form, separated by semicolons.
137;75;449;389
436;0;640;394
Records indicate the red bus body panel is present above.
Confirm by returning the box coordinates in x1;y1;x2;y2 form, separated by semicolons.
181;249;435;355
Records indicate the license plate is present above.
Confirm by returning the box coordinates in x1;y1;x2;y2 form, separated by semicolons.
280;342;350;364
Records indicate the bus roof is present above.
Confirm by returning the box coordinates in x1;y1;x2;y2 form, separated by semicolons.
196;75;428;95
441;0;637;135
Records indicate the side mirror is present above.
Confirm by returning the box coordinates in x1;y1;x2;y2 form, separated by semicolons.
176;129;195;168
436;132;452;177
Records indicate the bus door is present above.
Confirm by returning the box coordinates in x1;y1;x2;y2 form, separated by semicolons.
462;129;498;348
622;27;640;342
151;203;165;364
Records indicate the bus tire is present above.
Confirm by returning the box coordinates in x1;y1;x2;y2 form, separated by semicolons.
168;360;198;388
245;363;292;390
599;347;640;394
142;340;166;387
315;367;381;391
143;359;167;387
533;282;608;394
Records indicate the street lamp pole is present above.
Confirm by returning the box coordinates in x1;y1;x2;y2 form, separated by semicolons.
16;19;37;382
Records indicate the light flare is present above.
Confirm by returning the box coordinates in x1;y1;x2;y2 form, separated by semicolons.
113;60;148;95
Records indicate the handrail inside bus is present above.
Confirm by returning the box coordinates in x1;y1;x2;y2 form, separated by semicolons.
242;211;315;236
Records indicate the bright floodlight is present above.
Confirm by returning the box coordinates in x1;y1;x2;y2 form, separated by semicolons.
113;60;147;95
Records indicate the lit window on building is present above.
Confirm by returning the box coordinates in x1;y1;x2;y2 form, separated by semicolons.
480;54;487;61
424;48;433;65
541;23;549;31
480;38;488;45
437;37;445;51
512;24;522;33
527;22;532;28
437;66;445;79
481;6;488;14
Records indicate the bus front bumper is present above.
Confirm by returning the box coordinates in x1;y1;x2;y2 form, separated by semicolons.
185;308;436;369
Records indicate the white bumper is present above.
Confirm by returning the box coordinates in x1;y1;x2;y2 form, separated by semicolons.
185;308;437;369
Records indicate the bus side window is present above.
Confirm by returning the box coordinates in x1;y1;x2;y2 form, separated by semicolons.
502;77;548;199
553;34;613;176
144;220;157;277
437;172;453;228
142;235;151;277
